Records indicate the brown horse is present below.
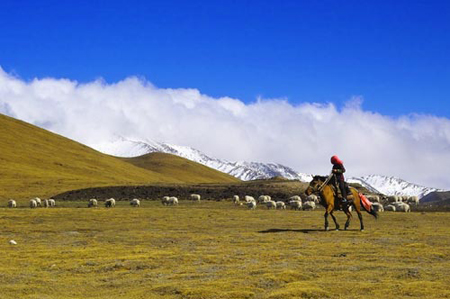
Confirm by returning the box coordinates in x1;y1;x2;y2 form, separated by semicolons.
305;175;378;231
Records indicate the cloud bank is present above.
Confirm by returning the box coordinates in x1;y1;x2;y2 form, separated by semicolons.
1;67;450;189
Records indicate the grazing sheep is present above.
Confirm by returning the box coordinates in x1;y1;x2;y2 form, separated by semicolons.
407;196;419;206
130;198;140;207
303;201;316;211
244;196;255;203
168;197;179;206
8;199;17;208
289;200;302;210
384;204;396;212
289;195;301;202
258;195;271;203
371;202;384;212
247;201;256;210
161;196;170;206
105;198;116;208
34;197;42;207
233;195;240;205
30;199;37;208
306;194;319;204
190;194;201;201
276;201;286;210
43;199;49;208
387;196;401;203
394;202;411;212
266;200;277;209
366;195;380;203
88;198;98;208
48;199;56;207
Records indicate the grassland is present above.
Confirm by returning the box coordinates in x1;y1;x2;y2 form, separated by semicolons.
1;201;449;298
0;114;238;199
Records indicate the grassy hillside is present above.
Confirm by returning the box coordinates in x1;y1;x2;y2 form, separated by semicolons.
0;114;238;199
120;152;239;184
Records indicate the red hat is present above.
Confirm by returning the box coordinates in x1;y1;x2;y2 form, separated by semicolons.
331;155;343;165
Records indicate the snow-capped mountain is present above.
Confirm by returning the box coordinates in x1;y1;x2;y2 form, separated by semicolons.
347;177;382;194
93;137;443;198
93;137;313;182
357;175;444;199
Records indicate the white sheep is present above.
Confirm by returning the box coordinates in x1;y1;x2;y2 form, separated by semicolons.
266;200;277;209
105;198;116;208
276;201;286;210
244;196;255;203
7;199;17;208
387;196;401;203
303;201;316;211
233;195;240;205
289;195;301;202
34;197;42;207
289;200;302;210
161;196;170;205
384;204;396;212
407;196;419;206
130;198;140;207
30;199;37;208
247;201;256;210
48;199;56;207
168;197;179;206
88;198;98;208
258;195;271;203
394;202;411;212
366;195;380;203
371;202;384;212
190;194;201;201
305;194;319;204
43;199;49;208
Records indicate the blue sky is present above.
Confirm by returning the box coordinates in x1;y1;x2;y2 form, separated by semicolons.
1;0;449;117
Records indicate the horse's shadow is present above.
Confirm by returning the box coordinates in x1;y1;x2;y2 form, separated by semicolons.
258;228;360;233
258;228;323;234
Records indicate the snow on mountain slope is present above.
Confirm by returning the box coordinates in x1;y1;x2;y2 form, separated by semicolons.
92;137;444;198
358;175;444;198
347;177;382;194
93;137;313;182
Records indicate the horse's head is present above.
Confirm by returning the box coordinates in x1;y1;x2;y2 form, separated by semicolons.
304;176;326;196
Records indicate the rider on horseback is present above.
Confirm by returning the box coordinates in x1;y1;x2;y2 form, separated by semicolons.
330;155;350;204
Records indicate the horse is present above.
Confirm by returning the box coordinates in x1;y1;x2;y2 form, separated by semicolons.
305;175;378;231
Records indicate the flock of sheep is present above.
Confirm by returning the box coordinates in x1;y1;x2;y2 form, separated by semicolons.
367;195;418;213
5;193;419;213
7;198;56;209
232;194;319;211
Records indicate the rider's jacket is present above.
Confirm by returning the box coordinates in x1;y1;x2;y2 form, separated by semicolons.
332;163;346;181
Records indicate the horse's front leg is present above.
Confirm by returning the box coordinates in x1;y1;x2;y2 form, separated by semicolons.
330;210;340;231
324;211;329;231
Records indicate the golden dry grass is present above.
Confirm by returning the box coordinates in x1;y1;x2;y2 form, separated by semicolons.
0;114;238;199
1;201;449;298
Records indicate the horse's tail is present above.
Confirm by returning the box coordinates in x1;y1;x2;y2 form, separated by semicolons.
359;193;378;219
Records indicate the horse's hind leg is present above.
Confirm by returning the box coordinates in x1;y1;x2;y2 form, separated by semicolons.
357;210;364;231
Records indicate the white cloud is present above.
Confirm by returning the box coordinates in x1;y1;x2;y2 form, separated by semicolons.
1;67;450;189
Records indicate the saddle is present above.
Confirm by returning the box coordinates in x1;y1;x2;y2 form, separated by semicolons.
330;182;353;207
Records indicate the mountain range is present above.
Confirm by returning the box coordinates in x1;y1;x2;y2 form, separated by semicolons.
93;137;445;198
